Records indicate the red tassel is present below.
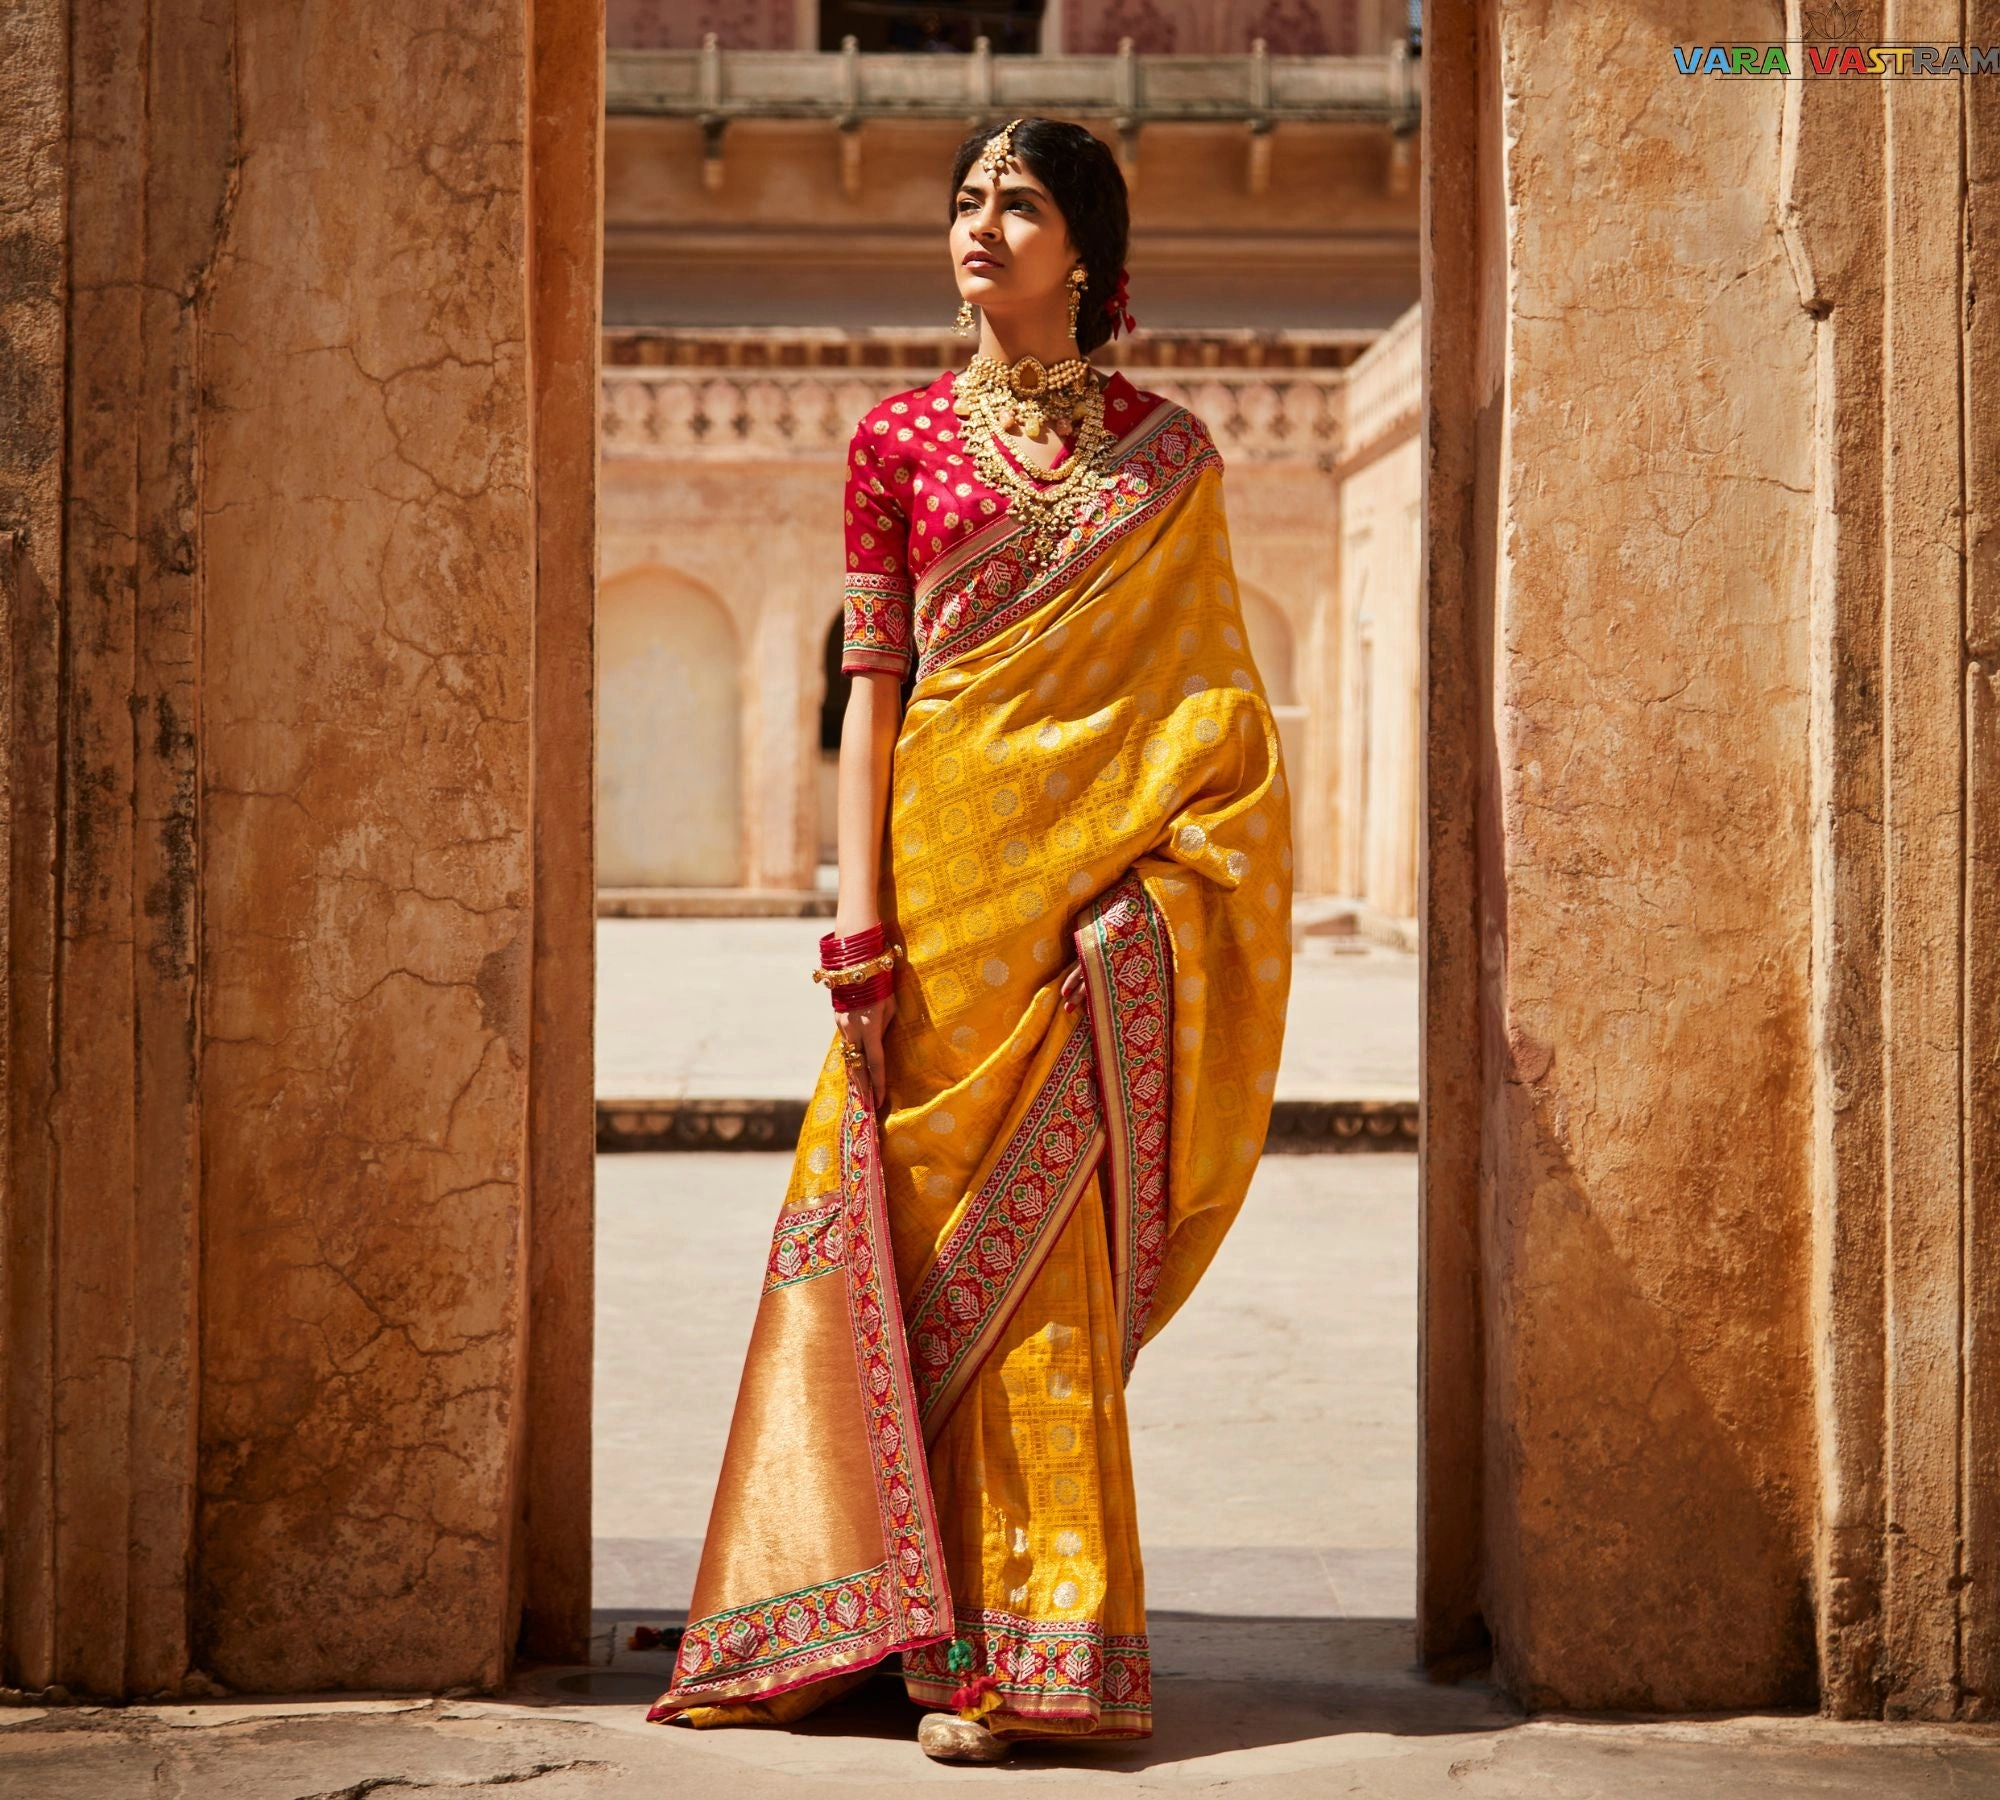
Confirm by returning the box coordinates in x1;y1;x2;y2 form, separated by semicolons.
949;1672;1002;1719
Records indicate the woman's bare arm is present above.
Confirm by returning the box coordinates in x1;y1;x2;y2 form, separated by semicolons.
834;671;903;1107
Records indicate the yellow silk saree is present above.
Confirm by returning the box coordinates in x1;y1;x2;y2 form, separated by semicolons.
649;404;1291;1741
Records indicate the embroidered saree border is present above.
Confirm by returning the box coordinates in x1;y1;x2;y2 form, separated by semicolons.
911;406;1221;683
910;398;1203;613
657;1080;950;1710
665;1563;896;1698
906;1027;1108;1440
837;1079;952;1648
903;1609;1154;1733
762;1198;844;1293
1074;872;1175;1379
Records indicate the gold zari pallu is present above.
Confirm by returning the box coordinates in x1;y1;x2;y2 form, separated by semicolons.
650;410;1291;1741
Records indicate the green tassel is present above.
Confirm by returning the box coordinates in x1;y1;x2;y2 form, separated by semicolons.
945;1637;974;1675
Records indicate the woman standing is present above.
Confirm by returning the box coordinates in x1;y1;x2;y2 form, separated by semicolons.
647;117;1292;1764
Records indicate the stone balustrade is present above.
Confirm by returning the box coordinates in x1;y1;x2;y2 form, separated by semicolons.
601;366;1349;463
606;42;1420;127
1341;301;1421;455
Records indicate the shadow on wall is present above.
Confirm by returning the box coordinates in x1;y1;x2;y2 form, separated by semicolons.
597;565;743;887
1482;1065;1817;1711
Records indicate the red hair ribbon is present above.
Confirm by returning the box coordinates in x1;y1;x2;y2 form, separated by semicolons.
1103;267;1138;339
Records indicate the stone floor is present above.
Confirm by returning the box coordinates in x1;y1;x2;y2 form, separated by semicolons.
596;917;1419;1102
594;1152;1418;1623
8;1149;1999;1791
9;1684;1999;1795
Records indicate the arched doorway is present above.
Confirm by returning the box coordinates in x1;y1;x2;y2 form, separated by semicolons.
1238;579;1307;854
596;566;743;888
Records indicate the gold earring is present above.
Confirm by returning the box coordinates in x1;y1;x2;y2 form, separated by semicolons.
1066;267;1088;340
955;298;976;335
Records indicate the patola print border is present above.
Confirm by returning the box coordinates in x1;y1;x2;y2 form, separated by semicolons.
838;1080;952;1651
912;407;1220;683
841;567;913;676
762;1197;845;1293
904;1609;1154;1732
1075;872;1174;1379
663;1563;897;1699
655;1083;950;1711
905;1026;1108;1439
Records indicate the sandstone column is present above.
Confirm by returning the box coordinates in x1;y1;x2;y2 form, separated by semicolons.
1426;0;2000;1718
0;0;599;1698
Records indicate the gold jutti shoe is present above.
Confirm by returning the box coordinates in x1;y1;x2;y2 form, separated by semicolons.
917;1712;1011;1764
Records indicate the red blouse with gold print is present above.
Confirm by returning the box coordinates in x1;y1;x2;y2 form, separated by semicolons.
840;368;1199;684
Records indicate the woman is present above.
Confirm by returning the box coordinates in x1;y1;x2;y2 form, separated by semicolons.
647;116;1292;1763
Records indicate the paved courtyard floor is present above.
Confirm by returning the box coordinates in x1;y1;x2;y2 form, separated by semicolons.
596;918;1418;1102
8;1671;1997;1795
594;1152;1419;1623
7;1150;1999;1791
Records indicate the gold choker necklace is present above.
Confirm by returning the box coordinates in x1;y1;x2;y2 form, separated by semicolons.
955;352;1093;441
952;355;1115;564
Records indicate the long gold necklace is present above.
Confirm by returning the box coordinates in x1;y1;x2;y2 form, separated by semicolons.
953;354;1116;563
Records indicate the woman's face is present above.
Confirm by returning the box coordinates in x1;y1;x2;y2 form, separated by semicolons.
950;155;1078;325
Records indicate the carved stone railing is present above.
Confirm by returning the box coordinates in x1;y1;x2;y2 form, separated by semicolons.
607;42;1421;129
1341;301;1420;456
600;367;1349;464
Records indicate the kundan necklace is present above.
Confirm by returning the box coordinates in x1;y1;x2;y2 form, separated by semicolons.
953;352;1116;563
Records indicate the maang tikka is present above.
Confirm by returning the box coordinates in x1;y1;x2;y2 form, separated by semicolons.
980;118;1022;186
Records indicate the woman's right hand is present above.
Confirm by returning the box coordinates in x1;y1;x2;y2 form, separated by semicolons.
837;990;898;1114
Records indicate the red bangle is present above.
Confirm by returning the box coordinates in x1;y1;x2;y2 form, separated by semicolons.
827;967;894;1009
820;923;887;968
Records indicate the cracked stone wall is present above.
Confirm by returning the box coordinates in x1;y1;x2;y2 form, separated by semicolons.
0;0;599;1698
194;3;543;1694
1483;3;1820;1711
1427;0;2000;1719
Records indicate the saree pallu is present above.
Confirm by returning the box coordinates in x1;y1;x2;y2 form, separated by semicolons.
650;435;1291;1741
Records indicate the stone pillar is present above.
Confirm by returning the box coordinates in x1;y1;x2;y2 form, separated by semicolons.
0;0;599;1698
1784;0;2000;1722
1427;0;2000;1718
522;0;604;1669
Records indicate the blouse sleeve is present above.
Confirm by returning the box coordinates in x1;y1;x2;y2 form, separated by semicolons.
840;419;916;679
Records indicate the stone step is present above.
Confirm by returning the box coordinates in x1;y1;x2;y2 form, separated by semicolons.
595;1095;1418;1153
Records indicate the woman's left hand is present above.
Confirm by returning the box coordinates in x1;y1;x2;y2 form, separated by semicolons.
837;991;898;1114
1060;964;1088;1014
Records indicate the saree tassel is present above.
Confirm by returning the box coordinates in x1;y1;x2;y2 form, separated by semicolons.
944;1637;1000;1720
950;1673;1002;1721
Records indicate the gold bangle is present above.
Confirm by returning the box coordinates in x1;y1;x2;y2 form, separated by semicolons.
813;945;901;986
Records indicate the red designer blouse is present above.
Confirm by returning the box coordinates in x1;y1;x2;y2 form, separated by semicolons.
839;368;1174;682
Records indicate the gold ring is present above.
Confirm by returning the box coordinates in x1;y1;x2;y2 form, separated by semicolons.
840;1040;867;1064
